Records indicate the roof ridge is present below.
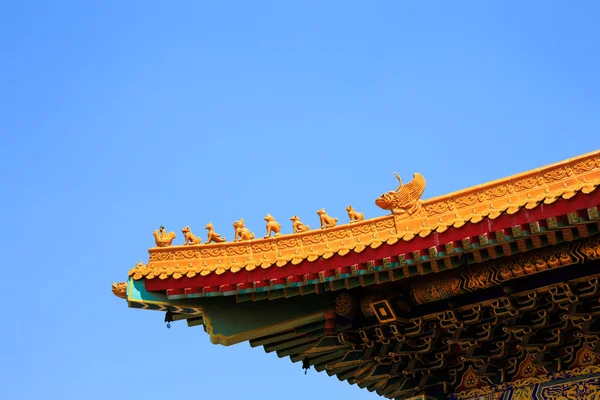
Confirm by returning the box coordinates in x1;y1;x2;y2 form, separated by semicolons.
128;150;600;280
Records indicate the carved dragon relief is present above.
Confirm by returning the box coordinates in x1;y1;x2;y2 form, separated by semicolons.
375;172;427;218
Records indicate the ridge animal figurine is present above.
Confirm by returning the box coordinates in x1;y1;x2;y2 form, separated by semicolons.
181;226;201;245
290;215;310;233
233;218;255;241
264;214;282;238
375;172;427;217
205;222;226;244
346;205;364;223
153;225;177;247
317;208;338;229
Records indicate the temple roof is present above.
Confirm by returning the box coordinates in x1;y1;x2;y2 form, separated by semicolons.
126;150;600;290
114;150;600;400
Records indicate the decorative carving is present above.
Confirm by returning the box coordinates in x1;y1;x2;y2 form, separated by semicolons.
205;222;226;244
111;282;127;299
251;242;276;252
290;216;310;233
412;276;461;304
346;205;364;223
541;376;600;399
375;172;426;217
455;193;479;208
581;238;600;260
263;214;282;238
317;208;338;229
482;183;515;200
425;200;455;215
324;310;337;336
149;251;174;262
455;365;490;393
334;293;354;316
326;229;351;241
301;233;325;245
360;295;378;317
200;247;226;258
572;159;597;173
129;151;600;280
514;175;545;191
412;243;580;304
465;268;491;290
181;226;201;245
233;218;255;241
374;219;395;230
153;226;176;247
543;166;573;182
174;249;200;259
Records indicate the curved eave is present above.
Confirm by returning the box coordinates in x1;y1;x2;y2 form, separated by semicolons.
125;150;600;292
144;190;600;299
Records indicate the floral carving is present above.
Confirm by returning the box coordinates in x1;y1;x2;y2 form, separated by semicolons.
327;229;351;241
425;200;455;215
514;176;545;191
226;246;249;256
149;251;174;262
543;166;573;182
301;234;325;245
351;225;374;235
277;238;300;249
174;249;200;259
572;159;598;173
200;247;226;258
251;242;276;252
465;268;492;290
454;193;479;208
375;219;395;230
480;184;515;200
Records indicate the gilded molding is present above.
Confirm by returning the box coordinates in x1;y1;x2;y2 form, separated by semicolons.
129;151;600;281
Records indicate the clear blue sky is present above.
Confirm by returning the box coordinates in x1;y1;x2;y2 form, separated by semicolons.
2;2;599;399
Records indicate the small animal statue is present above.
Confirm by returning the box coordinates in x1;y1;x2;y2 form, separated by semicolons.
153;225;177;247
205;222;226;244
346;205;364;223
290;215;310;233
264;214;282;238
181;226;201;245
233;218;255;241
317;208;338;229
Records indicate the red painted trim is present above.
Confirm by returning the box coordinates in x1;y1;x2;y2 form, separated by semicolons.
146;193;599;292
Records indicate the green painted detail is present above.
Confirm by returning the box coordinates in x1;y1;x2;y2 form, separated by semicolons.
186;317;204;327
250;331;298;347
127;278;202;314
264;330;324;353
479;234;490;246
567;212;580;225
276;341;318;358
512;225;523;237
398;254;407;266
201;294;335;346
495;231;506;243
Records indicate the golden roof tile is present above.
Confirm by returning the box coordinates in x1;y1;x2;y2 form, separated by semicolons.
129;150;600;280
